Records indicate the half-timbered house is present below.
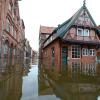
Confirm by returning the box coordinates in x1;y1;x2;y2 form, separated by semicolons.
42;2;100;71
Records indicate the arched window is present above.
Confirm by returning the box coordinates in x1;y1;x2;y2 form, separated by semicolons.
4;40;9;58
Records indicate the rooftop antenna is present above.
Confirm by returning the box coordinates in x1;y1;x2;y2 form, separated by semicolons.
83;0;86;6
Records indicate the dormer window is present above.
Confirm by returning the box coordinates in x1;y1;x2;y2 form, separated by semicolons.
84;29;89;36
77;28;83;36
77;28;89;36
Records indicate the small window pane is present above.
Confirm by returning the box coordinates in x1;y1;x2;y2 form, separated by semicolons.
77;28;83;36
84;29;89;36
89;49;95;56
82;48;88;56
72;45;81;58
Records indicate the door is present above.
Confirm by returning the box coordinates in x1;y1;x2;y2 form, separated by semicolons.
62;47;68;72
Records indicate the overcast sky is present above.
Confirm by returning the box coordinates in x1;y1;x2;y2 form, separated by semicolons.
19;0;100;51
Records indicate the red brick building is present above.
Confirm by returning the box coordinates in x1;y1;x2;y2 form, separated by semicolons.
0;0;25;66
97;26;100;60
42;3;100;72
39;26;55;62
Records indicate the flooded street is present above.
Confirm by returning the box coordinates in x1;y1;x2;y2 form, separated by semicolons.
21;64;60;100
0;60;60;100
1;0;100;100
21;65;38;100
0;60;100;100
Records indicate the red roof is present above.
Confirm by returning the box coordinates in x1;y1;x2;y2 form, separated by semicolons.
40;26;55;34
97;25;100;29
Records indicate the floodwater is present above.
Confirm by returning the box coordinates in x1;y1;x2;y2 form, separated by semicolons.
0;60;100;100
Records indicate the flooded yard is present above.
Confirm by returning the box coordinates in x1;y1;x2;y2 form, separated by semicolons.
0;61;100;100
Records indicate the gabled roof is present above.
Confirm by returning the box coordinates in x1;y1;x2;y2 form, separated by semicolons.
54;5;97;38
44;5;97;45
39;25;56;34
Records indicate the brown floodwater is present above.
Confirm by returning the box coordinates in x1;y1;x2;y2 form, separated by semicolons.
0;61;100;100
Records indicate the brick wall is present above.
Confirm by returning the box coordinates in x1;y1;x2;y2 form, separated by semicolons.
67;45;96;62
43;39;61;72
0;0;25;66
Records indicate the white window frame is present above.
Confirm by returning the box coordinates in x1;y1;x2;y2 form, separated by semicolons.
14;30;16;39
82;48;89;56
8;3;12;11
89;49;95;56
6;19;10;32
77;28;83;36
72;45;81;59
83;29;89;36
4;44;8;54
77;28;89;37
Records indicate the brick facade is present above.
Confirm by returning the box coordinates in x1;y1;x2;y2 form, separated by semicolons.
0;0;25;66
41;4;100;72
43;39;61;72
39;26;55;64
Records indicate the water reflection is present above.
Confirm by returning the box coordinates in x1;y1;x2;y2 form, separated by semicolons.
0;65;22;100
0;59;31;100
0;60;100;100
41;61;100;100
38;67;60;100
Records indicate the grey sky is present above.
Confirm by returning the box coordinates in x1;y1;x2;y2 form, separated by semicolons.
19;0;100;51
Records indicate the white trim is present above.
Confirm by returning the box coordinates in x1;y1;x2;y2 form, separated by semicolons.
84;29;89;36
77;28;90;36
71;45;81;59
89;49;95;56
82;48;89;56
82;48;96;56
77;28;83;36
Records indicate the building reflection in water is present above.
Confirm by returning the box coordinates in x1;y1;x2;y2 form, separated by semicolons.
40;61;100;100
0;61;100;100
38;68;60;100
0;65;22;100
0;59;31;100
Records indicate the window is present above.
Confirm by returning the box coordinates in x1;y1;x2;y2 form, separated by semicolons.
77;28;89;36
4;45;8;54
89;49;95;56
11;25;13;35
44;51;47;55
51;48;55;66
46;35;49;38
84;29;89;36
13;49;16;55
77;28;83;36
72;45;81;58
72;62;81;72
82;48;89;56
82;48;95;56
14;30;16;39
8;3;12;11
6;19;10;32
12;11;14;19
52;48;55;57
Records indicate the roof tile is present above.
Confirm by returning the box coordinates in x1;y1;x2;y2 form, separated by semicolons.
40;26;55;34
